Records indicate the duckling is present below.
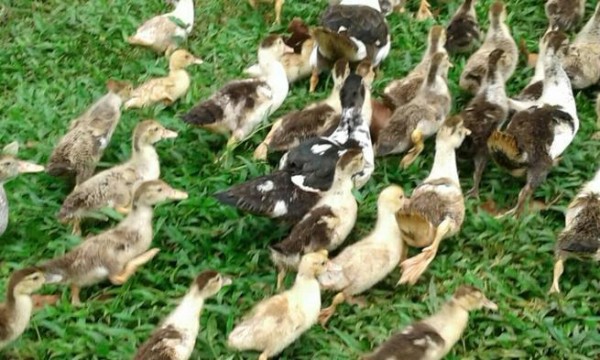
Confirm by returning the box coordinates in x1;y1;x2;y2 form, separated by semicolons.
0;142;44;237
376;52;452;169
124;50;203;109
245;18;315;84
228;250;330;360
396;116;470;285
58;120;178;235
253;58;351;160
317;185;406;325
445;0;481;54
309;0;389;92
458;49;509;198
181;35;291;146
0;267;47;349
549;168;600;294
488;31;578;216
384;25;447;108
279;69;374;191
44;180;187;305
248;0;285;25
545;0;586;31
459;1;518;95
134;271;231;360
47;80;132;185
127;0;195;55
270;149;364;290
363;285;497;360
559;2;600;89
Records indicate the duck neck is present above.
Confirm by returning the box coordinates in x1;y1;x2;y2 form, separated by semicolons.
339;0;381;12
459;0;476;16
582;168;600;194
541;53;576;117
427;140;458;184
329;107;363;144
259;55;289;100
132;141;159;168
578;4;600;40
172;0;195;29
6;291;33;322
331;171;355;195
488;16;508;39
167;292;205;325
372;207;401;243
122;203;154;229
424;299;469;351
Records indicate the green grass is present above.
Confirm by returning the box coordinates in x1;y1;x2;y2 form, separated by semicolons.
1;0;600;358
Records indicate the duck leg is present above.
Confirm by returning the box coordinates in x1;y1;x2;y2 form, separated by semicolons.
400;129;424;169
466;154;488;198
71;219;82;236
398;218;453;285
254;119;282;160
274;0;284;24
109;248;160;285
71;284;82;306
310;68;320;93
416;0;433;20
318;292;346;327
549;256;565;294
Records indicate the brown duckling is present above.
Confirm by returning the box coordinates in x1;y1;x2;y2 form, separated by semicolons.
458;49;509;198
488;31;578;217
0;142;45;237
58;120;178;235
550;168;600;294
44;180;187;305
270;149;364;290
363;285;497;360
253;59;351;160
228;251;331;360
125;50;203;109
134;271;232;360
384;26;447;108
559;2;600;89
0;267;47;349
317;185;406;326
47;80;132;185
445;0;481;54
376;52;452;169
545;0;586;31
459;1;518;95
396;116;470;285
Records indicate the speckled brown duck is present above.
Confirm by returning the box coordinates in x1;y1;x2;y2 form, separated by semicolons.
545;0;586;31
458;49;509;198
445;0;481;54
459;1;518;95
550;168;600;294
488;31;578;217
47;80;132;186
396;116;470;286
134;271;231;360
363;285;497;360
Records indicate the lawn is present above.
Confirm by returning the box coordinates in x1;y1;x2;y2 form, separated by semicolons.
1;0;599;359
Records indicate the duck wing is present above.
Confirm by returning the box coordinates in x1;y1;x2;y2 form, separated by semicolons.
364;322;445;360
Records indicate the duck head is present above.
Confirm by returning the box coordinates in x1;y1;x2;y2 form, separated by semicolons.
453;285;498;311
7;267;47;300
377;184;406;213
133;120;178;149
258;35;294;65
340;73;366;114
190;270;232;299
298;250;335;278
106;79;133;101
436;115;471;149
169;49;203;70
0;142;44;184
132;180;188;207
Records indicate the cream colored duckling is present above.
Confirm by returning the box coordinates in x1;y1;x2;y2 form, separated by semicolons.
0;267;47;349
181;35;291;146
0;142;45;237
128;0;195;55
397;116;470;285
363;285;497;360
228;250;331;360
317;185;406;326
270;149;364;290
58;120;178;235
134;270;231;360
459;1;518;95
44;180;187;305
545;0;586;31
549;168;600;294
559;2;600;89
384;26;447;108
125;50;203;109
47;80;132;185
253;59;351;160
376;52;452;169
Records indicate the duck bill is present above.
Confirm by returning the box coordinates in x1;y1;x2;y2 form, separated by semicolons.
284;45;295;54
221;275;233;286
168;188;189;200
161;129;179;139
482;298;498;311
18;161;45;174
192;57;204;65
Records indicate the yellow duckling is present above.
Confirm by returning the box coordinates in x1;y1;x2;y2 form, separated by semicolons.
127;0;195;55
125;50;203;109
43;180;188;305
47;80;132;185
58;120;177;235
0;267;48;349
228;250;331;360
134;271;231;360
317;185;406;326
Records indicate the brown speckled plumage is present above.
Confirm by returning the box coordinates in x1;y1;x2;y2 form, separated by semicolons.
364;323;445;360
445;0;480;54
134;324;183;360
557;195;600;258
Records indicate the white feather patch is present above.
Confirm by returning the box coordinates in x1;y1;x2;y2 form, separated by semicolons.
256;180;274;193
273;200;288;216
